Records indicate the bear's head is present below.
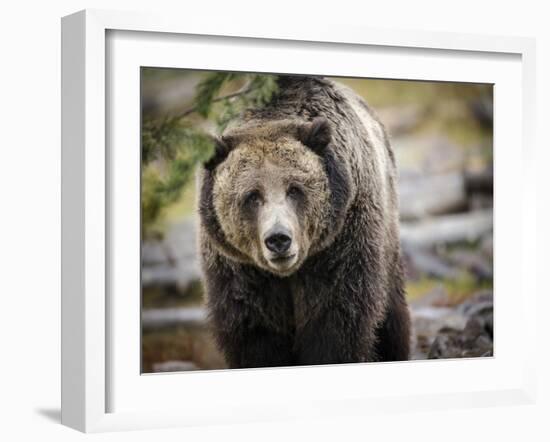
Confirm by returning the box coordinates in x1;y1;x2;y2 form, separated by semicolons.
199;117;351;277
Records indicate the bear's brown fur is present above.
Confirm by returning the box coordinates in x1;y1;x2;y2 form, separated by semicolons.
198;75;411;368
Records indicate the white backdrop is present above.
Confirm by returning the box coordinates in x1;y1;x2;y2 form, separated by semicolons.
0;0;548;441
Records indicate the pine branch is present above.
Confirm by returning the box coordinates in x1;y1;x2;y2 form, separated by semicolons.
174;86;252;120
176;73;278;122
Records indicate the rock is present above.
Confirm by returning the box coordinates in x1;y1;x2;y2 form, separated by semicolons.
458;290;493;316
410;290;494;360
427;327;463;359
428;325;493;359
427;292;493;359
412;306;468;342
409;292;470;360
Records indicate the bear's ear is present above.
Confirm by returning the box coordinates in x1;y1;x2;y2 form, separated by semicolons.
298;117;331;154
203;136;232;171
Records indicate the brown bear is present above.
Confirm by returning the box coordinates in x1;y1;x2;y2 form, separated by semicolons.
198;75;410;368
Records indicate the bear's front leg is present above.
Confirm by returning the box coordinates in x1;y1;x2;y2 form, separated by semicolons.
209;292;295;368
205;261;296;369
291;251;386;366
213;318;295;369
293;300;378;365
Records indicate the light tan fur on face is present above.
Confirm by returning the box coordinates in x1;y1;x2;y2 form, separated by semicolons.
212;133;330;276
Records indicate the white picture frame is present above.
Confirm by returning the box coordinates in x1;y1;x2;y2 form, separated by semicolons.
61;9;537;433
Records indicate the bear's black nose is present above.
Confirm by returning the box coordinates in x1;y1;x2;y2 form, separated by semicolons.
265;232;292;254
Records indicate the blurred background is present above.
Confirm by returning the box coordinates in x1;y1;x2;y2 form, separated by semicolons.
141;69;493;373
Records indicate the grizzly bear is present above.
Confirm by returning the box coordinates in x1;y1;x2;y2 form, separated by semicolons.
198;75;410;368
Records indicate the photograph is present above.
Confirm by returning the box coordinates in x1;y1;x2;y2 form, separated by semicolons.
140;69;494;373
3;0;539;437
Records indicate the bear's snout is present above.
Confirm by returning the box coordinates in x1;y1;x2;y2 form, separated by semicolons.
261;223;299;274
264;229;292;255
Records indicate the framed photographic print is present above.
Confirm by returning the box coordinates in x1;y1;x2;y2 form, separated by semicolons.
61;9;537;433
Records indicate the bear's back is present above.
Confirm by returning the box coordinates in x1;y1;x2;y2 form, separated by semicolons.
238;76;395;179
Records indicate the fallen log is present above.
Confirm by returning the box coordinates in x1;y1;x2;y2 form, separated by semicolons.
398;165;493;220
402;246;461;280
400;209;493;247
142;307;207;330
399;171;468;220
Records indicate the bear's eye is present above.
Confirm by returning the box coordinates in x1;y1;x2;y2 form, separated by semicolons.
287;185;303;199
243;190;262;207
